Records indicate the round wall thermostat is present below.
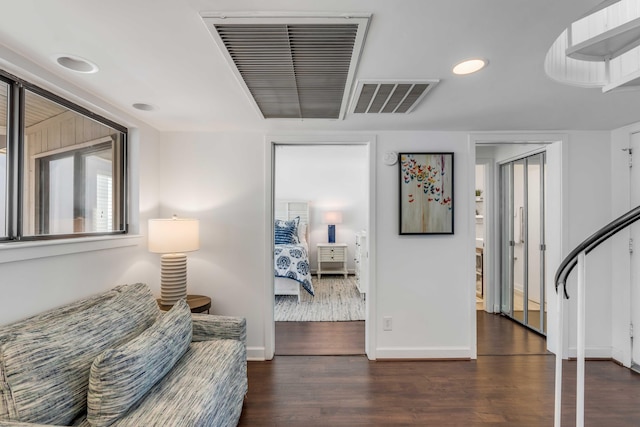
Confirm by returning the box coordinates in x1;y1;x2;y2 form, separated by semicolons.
383;151;398;166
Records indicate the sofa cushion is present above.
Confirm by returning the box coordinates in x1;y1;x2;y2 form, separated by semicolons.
87;299;192;427
108;339;247;427
0;283;160;425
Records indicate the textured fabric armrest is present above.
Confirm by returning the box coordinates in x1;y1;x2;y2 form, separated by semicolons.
191;314;246;345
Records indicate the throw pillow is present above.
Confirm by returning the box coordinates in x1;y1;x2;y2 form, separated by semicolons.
87;299;192;427
0;283;160;425
297;222;307;245
274;216;300;245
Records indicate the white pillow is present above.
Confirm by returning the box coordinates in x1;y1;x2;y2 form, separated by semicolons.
297;222;307;244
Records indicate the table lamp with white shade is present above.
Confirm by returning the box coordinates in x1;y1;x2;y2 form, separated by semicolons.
148;216;200;306
322;211;342;243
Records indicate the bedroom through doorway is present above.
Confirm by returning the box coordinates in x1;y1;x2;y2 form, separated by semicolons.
273;144;369;356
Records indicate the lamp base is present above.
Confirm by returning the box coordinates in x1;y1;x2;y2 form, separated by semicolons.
160;253;188;305
328;225;336;243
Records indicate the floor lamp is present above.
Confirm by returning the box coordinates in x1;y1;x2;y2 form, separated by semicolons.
148;216;200;306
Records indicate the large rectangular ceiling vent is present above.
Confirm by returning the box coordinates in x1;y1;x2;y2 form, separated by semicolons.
350;80;439;114
201;13;371;120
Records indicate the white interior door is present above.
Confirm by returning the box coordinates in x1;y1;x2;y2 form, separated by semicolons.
630;132;640;366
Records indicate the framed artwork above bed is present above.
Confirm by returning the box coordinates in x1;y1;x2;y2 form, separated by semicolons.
399;152;454;235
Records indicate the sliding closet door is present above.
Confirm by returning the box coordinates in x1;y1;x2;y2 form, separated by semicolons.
526;154;546;333
500;163;514;316
512;159;526;324
500;153;546;335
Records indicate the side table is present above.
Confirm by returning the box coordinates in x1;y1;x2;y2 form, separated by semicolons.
157;295;211;314
317;242;348;279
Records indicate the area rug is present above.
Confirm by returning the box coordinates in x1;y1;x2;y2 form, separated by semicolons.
275;276;365;321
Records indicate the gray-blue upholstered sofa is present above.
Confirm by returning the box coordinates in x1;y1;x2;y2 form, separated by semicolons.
0;283;247;427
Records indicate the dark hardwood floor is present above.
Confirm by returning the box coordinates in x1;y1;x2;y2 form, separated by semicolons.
477;310;548;356
239;312;640;426
275;321;365;355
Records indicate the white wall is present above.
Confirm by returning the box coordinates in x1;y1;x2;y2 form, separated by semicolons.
375;131;475;358
156;130;475;360
157;131;269;359
0;124;162;326
0;123;621;363
274;144;368;272
564;132;613;358
0;48;623;363
610;121;640;365
0;48;167;326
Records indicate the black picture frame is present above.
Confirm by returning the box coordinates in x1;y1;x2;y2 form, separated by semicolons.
399;152;454;235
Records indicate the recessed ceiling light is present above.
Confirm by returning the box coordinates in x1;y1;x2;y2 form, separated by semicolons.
132;103;155;111
452;58;487;75
55;55;99;73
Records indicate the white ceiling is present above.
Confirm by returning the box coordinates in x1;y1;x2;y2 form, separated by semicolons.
0;0;637;133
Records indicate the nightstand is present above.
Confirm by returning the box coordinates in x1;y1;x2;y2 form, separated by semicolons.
317;243;348;278
157;295;211;314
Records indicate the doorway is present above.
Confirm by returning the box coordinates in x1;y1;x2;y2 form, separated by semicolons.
500;152;547;335
272;143;370;356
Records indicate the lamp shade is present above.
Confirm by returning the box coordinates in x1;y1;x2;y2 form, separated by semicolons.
322;211;343;224
148;217;200;254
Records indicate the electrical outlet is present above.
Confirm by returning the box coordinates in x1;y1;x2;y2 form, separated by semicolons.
383;316;393;331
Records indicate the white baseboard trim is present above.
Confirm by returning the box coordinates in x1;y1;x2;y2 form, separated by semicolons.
611;348;629;367
375;346;472;359
567;346;612;359
246;346;266;361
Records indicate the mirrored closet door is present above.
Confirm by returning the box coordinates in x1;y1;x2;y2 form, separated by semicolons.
500;152;547;335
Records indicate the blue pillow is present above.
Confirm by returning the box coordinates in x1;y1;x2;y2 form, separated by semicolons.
275;217;300;245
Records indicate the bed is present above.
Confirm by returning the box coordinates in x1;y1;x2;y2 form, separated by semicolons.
274;200;314;303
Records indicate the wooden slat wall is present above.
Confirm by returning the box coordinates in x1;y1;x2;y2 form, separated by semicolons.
26;111;113;156
275;200;309;224
24;111;115;234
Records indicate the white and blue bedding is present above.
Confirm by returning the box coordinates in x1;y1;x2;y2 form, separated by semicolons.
274;244;314;296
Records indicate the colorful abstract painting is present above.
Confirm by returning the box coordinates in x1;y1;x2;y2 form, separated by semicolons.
399;152;454;234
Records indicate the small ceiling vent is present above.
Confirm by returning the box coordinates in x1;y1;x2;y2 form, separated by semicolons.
350;80;439;114
201;13;371;120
